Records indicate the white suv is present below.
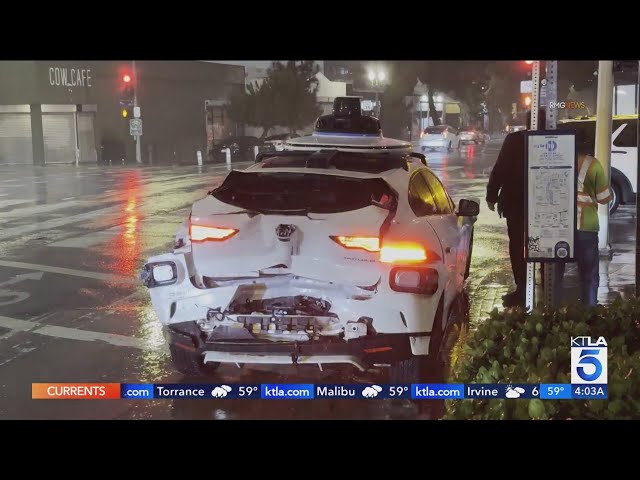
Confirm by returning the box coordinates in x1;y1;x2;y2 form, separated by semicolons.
141;139;478;384
557;115;637;213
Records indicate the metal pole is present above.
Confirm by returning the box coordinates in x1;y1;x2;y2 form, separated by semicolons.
543;60;563;308
132;60;142;164
595;61;614;251
636;61;640;297
525;60;541;311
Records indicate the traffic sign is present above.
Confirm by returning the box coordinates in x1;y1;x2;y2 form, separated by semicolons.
130;118;142;136
134;106;141;118
520;80;533;93
361;100;374;111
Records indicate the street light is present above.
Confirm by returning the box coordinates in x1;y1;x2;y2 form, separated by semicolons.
367;68;386;117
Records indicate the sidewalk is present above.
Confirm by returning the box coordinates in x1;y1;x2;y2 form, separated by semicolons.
561;204;636;304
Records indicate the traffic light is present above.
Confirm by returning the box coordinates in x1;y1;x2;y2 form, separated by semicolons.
121;107;131;118
119;72;135;108
521;94;532;107
521;60;534;80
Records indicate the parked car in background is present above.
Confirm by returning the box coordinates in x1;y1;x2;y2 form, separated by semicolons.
210;136;263;163
420;125;460;152
264;133;297;152
458;127;482;145
477;129;491;142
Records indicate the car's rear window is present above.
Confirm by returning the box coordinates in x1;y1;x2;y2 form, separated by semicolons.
211;171;393;214
258;152;409;174
424;126;446;134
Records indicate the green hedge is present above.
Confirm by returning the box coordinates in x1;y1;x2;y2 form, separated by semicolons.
444;297;640;420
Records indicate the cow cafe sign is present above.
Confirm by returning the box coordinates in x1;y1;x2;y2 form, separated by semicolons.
49;67;93;88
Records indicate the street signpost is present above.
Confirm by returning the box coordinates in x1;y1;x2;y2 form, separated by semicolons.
524;131;577;263
525;61;542;311
525;61;564;310
129;118;142;136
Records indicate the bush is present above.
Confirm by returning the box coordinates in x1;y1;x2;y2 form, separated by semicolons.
444;297;640;420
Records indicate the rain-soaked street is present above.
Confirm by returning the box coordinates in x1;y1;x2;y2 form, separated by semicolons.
0;141;636;419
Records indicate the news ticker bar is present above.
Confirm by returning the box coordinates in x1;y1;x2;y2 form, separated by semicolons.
31;383;608;400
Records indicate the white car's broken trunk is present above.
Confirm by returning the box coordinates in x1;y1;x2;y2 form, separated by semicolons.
191;194;389;286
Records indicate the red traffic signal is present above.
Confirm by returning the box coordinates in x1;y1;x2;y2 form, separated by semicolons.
122;74;132;83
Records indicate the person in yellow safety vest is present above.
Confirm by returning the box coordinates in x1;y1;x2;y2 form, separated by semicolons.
557;130;612;306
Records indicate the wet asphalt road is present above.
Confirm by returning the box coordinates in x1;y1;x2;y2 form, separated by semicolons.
0;142;635;419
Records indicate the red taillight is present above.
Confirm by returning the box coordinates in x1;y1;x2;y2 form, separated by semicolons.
331;236;380;252
190;224;238;242
380;242;427;264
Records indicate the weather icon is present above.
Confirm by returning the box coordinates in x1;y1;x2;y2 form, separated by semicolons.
505;385;526;399
212;385;232;398
362;385;383;398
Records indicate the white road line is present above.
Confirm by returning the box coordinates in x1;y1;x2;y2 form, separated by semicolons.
0;260;137;284
48;230;120;248
0;200;99;222
0;315;167;352
62;197;75;201
0;199;34;208
0;204;120;239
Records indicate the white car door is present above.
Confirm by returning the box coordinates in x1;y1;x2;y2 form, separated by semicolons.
422;170;470;289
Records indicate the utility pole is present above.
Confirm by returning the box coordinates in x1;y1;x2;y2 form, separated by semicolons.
132;60;142;164
595;61;614;252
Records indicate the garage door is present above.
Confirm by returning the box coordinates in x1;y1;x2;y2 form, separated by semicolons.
43;113;77;164
77;113;97;163
0;113;33;165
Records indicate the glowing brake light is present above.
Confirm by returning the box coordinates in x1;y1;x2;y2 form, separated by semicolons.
380;242;428;263
331;236;380;252
190;224;238;242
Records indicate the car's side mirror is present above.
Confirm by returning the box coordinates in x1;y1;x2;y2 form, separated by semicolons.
457;198;480;216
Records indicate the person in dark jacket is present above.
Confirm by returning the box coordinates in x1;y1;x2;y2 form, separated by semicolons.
486;109;545;306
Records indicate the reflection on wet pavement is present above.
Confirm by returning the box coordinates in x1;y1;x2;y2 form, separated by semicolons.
0;144;636;420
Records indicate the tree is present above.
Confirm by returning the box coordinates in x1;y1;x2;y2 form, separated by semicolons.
412;61;491;128
379;62;419;138
268;61;322;133
226;61;322;138
484;62;522;132
226;79;277;138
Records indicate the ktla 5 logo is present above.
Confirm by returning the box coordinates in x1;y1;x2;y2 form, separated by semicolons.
571;336;607;384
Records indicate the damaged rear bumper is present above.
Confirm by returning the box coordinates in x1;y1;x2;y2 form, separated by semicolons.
166;321;416;371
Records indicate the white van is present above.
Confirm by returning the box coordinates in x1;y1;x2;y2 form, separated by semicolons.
557;115;637;214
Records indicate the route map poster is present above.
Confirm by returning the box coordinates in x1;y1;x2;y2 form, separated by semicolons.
525;131;577;262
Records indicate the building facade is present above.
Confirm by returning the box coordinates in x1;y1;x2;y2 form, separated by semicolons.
0;61;245;165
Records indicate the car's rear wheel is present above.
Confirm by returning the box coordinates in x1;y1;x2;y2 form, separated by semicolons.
609;182;621;214
169;343;220;377
390;299;445;385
